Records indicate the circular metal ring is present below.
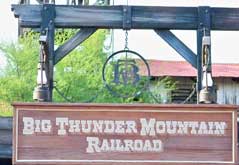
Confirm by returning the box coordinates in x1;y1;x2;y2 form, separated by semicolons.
102;49;150;98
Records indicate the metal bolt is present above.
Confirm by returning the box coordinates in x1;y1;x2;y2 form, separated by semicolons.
123;8;127;12
44;6;47;10
205;9;208;13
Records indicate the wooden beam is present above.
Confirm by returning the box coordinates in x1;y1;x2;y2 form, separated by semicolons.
38;4;55;101
0;130;12;145
0;144;12;158
54;28;97;64
0;117;12;130
12;5;239;30
197;6;211;103
0;117;13;159
155;30;197;68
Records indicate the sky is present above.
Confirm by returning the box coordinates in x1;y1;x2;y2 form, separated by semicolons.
1;0;239;67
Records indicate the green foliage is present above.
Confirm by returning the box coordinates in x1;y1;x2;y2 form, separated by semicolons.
54;29;122;103
149;76;177;103
0;29;177;116
0;101;13;116
0;32;39;116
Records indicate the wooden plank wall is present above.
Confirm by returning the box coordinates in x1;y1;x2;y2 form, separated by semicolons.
169;77;239;105
0;117;12;159
216;78;239;105
171;77;197;104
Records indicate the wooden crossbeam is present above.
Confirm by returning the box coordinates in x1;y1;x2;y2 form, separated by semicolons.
155;30;197;68
12;5;239;30
54;28;97;64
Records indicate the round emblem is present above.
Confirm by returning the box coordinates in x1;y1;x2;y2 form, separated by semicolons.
102;50;150;98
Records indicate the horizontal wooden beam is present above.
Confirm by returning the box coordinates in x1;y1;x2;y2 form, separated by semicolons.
54;28;97;64
0;130;12;145
155;30;197;68
12;5;239;30
0;117;12;130
0;144;12;158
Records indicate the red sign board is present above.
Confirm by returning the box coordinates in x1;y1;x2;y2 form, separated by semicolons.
13;103;238;165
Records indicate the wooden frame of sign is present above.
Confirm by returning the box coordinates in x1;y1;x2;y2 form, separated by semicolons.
13;103;238;165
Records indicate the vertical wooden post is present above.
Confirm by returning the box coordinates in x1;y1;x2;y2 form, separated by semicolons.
197;6;211;104
40;4;55;101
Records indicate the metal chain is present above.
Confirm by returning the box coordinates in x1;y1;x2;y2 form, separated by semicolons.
124;30;129;50
124;0;129;50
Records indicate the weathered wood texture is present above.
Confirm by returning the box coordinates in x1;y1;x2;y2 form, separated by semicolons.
155;30;197;68
0;117;12;159
54;28;97;64
171;77;197;104
0;117;12;130
216;78;239;105
0;144;12;159
11;5;239;30
12;103;238;165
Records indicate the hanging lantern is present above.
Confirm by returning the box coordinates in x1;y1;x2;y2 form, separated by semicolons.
199;35;215;103
33;63;49;101
33;38;49;102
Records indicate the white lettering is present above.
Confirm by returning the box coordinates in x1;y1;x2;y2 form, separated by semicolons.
140;118;155;136
85;137;164;153
86;137;100;153
81;120;92;133
189;122;199;134
177;121;188;134
92;120;103;133
198;122;208;135
69;120;81;133
153;140;163;152
156;121;166;134
125;120;137;134
115;120;125;134
214;122;227;135
22;117;34;135
34;120;41;132
41;120;51;133
104;120;115;133
56;117;68;135
166;121;177;134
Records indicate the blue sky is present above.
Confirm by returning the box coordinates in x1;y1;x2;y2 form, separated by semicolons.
1;0;239;67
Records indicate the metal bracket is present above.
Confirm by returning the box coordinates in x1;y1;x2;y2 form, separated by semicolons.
122;6;132;30
40;4;55;38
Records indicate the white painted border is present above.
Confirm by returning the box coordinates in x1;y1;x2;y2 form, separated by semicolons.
16;109;19;162
15;108;236;164
232;112;235;163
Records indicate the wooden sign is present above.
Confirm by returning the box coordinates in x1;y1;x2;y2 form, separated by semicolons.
13;103;238;165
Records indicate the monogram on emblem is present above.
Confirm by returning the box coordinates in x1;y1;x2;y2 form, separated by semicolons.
113;59;140;86
102;50;150;98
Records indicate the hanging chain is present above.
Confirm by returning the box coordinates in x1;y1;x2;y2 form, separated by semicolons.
124;0;129;51
124;30;129;50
